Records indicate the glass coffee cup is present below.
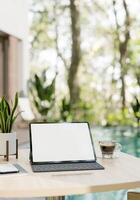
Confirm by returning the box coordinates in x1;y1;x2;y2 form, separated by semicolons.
99;141;122;158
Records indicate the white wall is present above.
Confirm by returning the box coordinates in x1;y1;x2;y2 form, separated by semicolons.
0;0;29;93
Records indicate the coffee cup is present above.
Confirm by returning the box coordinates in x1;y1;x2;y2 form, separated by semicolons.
99;141;122;158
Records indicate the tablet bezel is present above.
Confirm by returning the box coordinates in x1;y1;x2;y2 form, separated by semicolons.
29;122;97;164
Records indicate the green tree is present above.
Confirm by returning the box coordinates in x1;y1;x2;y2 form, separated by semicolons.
112;0;131;112
30;0;140;125
30;0;81;106
68;0;81;105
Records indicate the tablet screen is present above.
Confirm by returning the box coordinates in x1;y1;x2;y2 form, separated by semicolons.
30;123;95;162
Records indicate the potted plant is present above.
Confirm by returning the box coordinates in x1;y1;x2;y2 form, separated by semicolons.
0;93;19;157
28;69;56;121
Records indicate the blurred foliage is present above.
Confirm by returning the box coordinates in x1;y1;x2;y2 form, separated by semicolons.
30;0;140;126
106;109;134;126
28;69;56;121
71;100;95;123
59;97;94;123
131;96;140;126
60;98;72;122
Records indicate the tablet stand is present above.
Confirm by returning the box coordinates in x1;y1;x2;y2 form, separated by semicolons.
4;139;18;161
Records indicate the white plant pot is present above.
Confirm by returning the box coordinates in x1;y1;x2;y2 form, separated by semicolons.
0;132;16;155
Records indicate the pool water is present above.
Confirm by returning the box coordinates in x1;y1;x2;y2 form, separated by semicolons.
67;126;140;200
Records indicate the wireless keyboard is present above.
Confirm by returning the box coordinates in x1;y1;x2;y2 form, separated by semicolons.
31;162;104;172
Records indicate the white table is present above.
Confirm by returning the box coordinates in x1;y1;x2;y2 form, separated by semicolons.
0;149;140;199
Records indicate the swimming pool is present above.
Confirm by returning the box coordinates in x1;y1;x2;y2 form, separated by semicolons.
67;126;140;200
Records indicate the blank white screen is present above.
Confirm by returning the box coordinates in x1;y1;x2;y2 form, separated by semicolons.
31;123;95;162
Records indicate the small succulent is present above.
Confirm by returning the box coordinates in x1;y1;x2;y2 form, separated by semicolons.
0;93;19;133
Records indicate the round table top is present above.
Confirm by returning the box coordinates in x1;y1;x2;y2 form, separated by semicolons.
0;149;140;198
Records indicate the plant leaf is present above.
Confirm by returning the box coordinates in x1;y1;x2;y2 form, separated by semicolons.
0;111;6;132
11;92;18;118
